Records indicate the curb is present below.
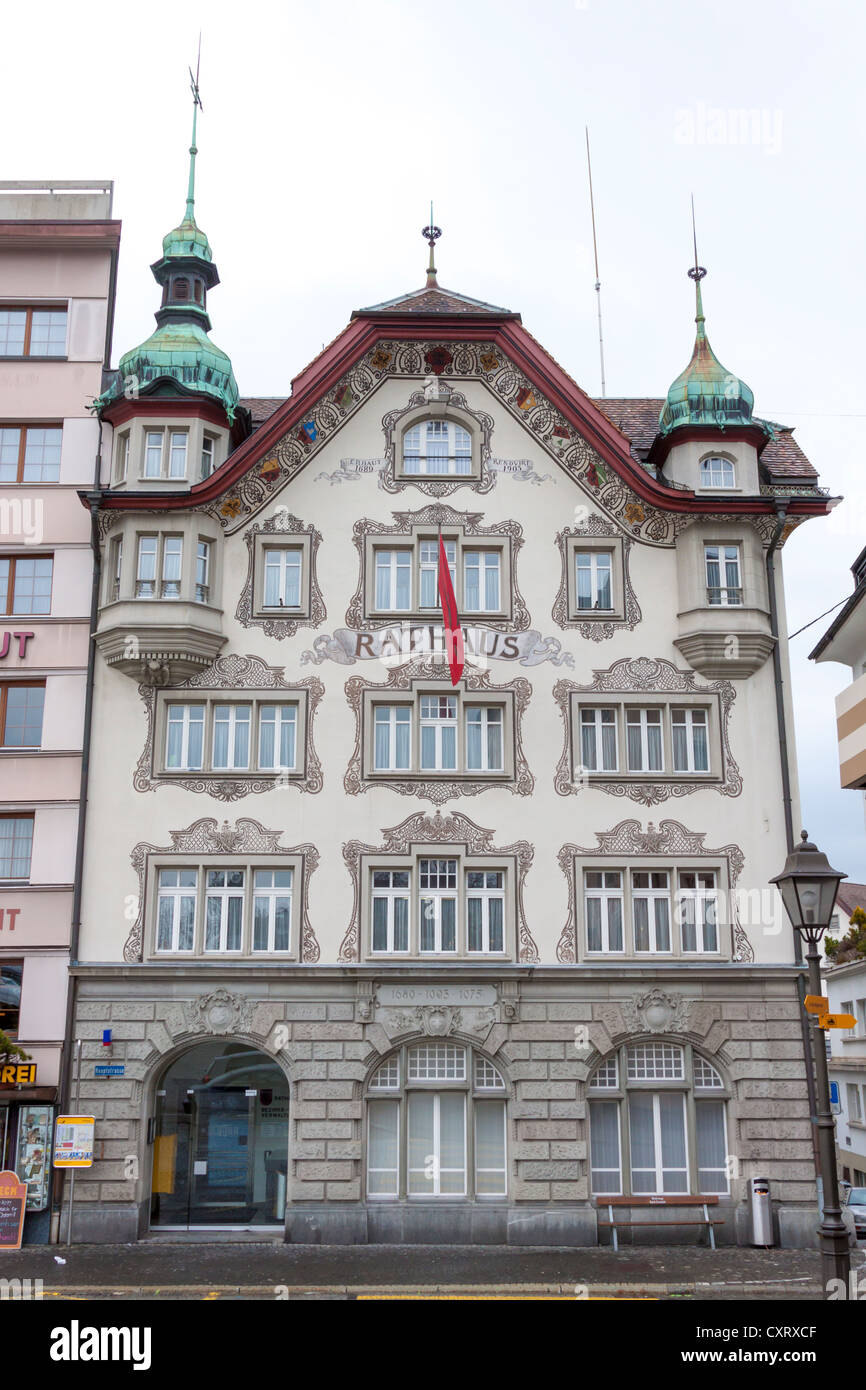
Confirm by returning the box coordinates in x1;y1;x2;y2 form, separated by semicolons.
33;1279;826;1299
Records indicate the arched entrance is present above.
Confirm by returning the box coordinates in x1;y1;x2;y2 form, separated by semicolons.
150;1041;289;1230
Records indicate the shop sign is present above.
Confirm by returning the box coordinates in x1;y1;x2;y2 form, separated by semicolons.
0;1062;36;1086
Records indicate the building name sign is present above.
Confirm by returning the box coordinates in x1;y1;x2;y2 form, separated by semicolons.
0;632;35;661
303;625;573;669
0;1063;36;1086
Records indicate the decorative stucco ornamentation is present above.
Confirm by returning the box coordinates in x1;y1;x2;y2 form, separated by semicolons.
235;511;325;639
551;516;642;639
339;808;537;964
555;817;752;964
621;989;691;1036
345;503;530;632
133;654;324;800
380;388;496;495
553;656;741;805
343;657;533;804
124;816;321;963
378;1004;496;1039
187;989;256;1036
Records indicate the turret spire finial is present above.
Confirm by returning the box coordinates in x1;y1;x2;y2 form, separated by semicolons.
423;205;441;288
687;193;707;334
185;35;203;224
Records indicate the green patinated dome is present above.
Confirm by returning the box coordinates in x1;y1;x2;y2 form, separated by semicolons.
115;321;238;418
161;215;213;263
659;273;754;434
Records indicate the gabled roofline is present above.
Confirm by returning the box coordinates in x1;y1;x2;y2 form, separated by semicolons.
89;310;834;523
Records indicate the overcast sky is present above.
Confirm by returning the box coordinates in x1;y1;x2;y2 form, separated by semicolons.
6;0;865;883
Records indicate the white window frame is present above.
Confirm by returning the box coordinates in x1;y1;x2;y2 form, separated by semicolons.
418;539;455;610
403;419;472;476
465;705;503;772
420;695;458;771
195;540;211;604
584;871;625;953
375;548;413;611
201;434;216;479
466;871;505;953
135;535;158;597
263;546;303;609
626;707;664;772
705;543;743;607
671;707;709;773
155;868;197;953
463;550;501;613
407;1091;467;1196
160;536;183;599
418;858;458;953
631;871;672;953
580;707;618;772
251;868;293;953
257;704;297;771
371;870;411;953
373;705;412;771
700;456;736;488
677;871;719;953
628;1090;689;1195
203;869;245;953
165;703;205;771
212;704;252;771
575;549;613;611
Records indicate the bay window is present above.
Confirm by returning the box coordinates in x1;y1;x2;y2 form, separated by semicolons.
366;1044;507;1201
589;1044;729;1197
143;429;188;480
195;540;211;604
705;544;742;606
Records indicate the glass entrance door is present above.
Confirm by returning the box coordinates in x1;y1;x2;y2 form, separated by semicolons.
150;1042;289;1229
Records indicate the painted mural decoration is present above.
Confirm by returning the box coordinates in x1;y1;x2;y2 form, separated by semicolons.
301;625;574;669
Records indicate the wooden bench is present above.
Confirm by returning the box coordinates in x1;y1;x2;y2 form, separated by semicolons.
598;1195;723;1251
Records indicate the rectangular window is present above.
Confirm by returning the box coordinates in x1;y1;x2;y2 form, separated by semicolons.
373;705;411;771
367;1099;400;1196
201;436;216;479
0;816;33;879
160;537;182;598
631;871;671;953
156;867;197;952
420;695;457;771
576;550;612;610
168;432;188;479
0;307;66;357
677;871;719;952
465;705;503;772
110;536;123;601
0;426;62;483
0;556;53;615
144;432;163;478
212;705;252;770
371;869;410;952
258;704;297;770
0;960;22;1037
204;869;244;951
463;551;500;613
584;870;624;953
475;1101;507;1195
165;704;205;771
705;544;743;607
847;1084;863;1123
115;431;129;482
466;871;504;952
0;683;45;747
580;707;618;772
195;540;210;603
590;1100;622;1194
407;1092;466;1195
672;708;709;773
252;868;292;952
626;708;663;772
418;540;455;610
135;536;158;597
629;1092;688;1194
419;858;458;952
375;548;412;611
263;547;302;608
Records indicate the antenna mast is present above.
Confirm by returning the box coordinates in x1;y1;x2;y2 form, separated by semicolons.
585;127;606;397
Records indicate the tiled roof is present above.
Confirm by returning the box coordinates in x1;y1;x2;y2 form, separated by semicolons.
239;396;285;428
592;397;818;481
836;883;866;919
353;284;516;316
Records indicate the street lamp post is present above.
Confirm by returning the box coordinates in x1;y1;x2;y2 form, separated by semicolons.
771;830;850;1293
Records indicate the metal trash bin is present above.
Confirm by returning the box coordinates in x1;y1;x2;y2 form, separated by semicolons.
750;1176;774;1246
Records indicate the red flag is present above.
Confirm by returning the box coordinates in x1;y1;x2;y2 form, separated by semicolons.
438;534;464;686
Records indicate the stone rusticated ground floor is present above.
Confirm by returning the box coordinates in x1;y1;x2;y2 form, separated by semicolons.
67;964;817;1247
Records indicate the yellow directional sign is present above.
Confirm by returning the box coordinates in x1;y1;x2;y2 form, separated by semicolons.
804;995;829;1015
817;1013;856;1030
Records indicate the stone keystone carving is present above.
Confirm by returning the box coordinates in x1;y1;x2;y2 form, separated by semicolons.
187;989;256;1036
622;989;690;1036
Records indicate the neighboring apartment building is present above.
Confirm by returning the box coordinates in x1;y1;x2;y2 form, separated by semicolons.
68;110;835;1247
0;182;120;1242
825;958;866;1190
811;543;866;818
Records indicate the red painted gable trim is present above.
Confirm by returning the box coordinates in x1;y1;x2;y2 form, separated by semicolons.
102;396;232;430
91;313;831;521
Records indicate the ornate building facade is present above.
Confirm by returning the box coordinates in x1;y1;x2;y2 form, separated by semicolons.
68;119;834;1244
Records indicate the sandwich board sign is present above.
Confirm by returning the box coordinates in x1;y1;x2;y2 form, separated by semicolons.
53;1116;95;1168
0;1170;27;1250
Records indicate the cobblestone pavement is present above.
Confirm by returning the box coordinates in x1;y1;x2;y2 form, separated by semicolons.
2;1241;863;1299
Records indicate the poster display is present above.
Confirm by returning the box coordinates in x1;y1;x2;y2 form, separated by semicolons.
15;1105;52;1211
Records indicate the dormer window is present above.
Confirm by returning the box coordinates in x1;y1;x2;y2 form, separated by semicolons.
700;456;736;489
403;420;472;476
